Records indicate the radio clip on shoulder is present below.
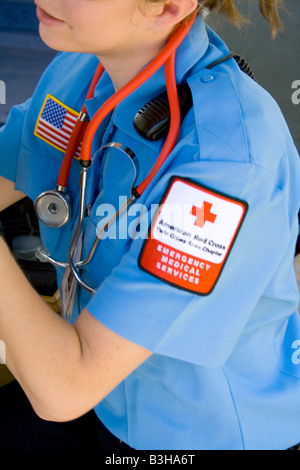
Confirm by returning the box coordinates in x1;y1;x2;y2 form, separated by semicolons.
133;84;193;142
133;53;255;142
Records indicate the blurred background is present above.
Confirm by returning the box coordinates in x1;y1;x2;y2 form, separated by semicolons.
207;0;300;152
0;0;56;125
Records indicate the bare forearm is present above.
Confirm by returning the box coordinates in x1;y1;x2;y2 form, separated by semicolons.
0;238;152;423
0;237;84;420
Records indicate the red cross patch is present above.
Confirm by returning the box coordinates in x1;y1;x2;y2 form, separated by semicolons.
139;176;248;295
190;202;217;228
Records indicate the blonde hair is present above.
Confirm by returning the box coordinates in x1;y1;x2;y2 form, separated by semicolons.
200;0;285;37
145;0;286;37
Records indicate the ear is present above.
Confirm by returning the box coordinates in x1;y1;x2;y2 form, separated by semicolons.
149;0;199;31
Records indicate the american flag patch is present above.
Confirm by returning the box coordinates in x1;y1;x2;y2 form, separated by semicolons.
34;94;81;158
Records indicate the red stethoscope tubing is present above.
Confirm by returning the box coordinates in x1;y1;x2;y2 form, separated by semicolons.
57;64;105;188
136;51;179;196
57;14;196;194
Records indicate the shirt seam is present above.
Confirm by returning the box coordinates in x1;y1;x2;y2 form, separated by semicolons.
222;367;246;450
196;157;287;198
20;140;67;166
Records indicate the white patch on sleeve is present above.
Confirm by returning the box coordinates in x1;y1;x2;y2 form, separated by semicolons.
139;177;248;295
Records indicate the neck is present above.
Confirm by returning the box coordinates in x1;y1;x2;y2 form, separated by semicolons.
97;35;170;92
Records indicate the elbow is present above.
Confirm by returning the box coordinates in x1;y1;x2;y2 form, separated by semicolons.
29;392;95;423
32;405;76;423
32;401;88;423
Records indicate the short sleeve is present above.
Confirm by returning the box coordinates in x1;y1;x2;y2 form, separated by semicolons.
86;160;300;368
0;99;31;183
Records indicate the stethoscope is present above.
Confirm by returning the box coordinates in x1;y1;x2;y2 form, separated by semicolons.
34;15;196;295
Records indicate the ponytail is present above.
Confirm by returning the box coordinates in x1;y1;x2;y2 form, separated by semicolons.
199;0;285;37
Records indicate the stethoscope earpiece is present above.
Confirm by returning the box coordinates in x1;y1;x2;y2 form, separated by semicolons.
35;189;71;228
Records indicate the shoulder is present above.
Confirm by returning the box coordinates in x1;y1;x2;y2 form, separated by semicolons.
187;55;297;175
173;55;300;221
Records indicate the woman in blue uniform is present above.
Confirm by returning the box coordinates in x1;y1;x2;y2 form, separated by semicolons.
0;0;300;450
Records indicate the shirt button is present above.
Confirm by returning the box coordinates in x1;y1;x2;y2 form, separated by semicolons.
200;74;215;83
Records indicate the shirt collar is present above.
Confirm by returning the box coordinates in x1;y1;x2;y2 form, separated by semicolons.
114;15;209;142
85;15;209;146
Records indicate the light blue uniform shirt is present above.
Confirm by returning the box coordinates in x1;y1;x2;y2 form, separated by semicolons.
1;16;300;450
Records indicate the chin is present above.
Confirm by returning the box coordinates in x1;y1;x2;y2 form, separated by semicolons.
38;25;73;52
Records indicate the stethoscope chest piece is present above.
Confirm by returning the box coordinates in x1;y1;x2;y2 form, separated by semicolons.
35;189;71;228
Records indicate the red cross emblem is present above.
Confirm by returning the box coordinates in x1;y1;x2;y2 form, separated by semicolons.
191;202;217;228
